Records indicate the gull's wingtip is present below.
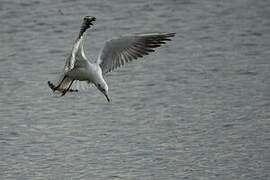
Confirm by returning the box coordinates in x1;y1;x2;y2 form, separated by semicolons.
163;32;176;38
169;32;176;36
83;16;96;20
78;16;96;38
83;16;96;24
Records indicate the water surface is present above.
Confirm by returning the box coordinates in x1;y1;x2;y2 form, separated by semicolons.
0;0;269;179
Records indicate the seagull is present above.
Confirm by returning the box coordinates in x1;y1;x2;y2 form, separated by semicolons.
48;16;175;102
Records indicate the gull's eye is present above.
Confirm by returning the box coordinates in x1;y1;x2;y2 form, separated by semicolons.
97;84;105;92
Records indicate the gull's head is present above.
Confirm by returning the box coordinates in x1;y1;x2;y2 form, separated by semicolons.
95;81;110;102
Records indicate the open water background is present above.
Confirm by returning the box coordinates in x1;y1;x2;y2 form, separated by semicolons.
0;0;270;179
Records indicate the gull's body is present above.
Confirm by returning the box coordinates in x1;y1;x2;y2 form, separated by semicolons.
48;16;175;102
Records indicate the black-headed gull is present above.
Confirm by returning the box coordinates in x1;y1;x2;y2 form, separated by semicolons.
48;16;175;102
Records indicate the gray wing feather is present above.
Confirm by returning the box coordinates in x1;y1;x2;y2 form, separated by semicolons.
97;32;175;74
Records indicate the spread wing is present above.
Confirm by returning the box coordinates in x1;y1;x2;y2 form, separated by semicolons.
97;32;175;74
64;38;89;72
64;16;96;72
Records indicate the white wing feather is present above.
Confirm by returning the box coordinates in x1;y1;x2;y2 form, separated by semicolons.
64;38;89;72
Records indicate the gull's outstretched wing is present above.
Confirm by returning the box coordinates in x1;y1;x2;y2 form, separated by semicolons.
97;32;175;74
64;38;87;72
64;39;80;72
64;16;96;72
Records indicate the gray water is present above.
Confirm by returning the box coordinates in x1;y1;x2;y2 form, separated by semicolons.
0;0;270;179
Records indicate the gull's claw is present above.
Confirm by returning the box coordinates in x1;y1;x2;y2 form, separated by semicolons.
61;90;67;96
48;81;57;91
48;81;78;93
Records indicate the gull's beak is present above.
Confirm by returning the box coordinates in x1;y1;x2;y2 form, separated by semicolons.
104;93;110;102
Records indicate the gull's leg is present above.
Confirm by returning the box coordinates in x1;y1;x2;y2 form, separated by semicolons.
53;76;67;92
61;80;75;96
48;80;78;92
